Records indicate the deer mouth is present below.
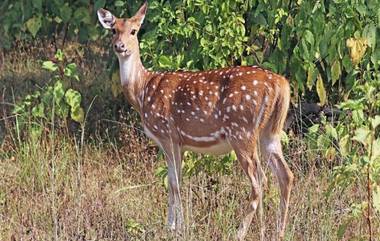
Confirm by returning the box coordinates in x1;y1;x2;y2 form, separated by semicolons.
115;49;132;57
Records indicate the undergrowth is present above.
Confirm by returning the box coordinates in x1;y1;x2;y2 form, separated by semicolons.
1;43;379;240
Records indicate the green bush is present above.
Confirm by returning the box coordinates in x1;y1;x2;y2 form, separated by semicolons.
13;50;84;140
1;0;379;104
305;62;380;239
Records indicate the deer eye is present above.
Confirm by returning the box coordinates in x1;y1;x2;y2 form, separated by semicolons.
131;29;137;35
112;29;116;35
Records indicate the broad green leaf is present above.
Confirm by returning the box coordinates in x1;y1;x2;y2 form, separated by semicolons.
53;81;65;103
32;0;42;10
374;186;380;213
229;151;237;161
339;134;350;157
371;138;380;161
350;202;366;218
326;124;338;141
356;4;367;16
64;63;79;81
304;30;314;46
342;54;352;72
41;88;52;106
154;165;168;190
200;38;207;47
308;124;320;134
70;106;84;123
13;104;25;114
73;7;91;25
280;130;289;145
60;4;72;23
300;39;311;61
114;0;125;7
205;24;212;33
352;110;365;125
371;47;380;66
352;127;370;146
317;135;329;149
25;16;42;38
316;74;327;105
126;219;144;234
158;55;172;68
55;49;64;61
94;0;106;10
56;103;69;119
363;23;376;49
338;99;365;111
64;63;76;75
371;115;380;129
78;26;89;43
254;13;267;26
54;16;62;24
42;61;58;72
87;25;99;41
31;103;45;118
65;89;82;109
331;60;341;85
306;64;317;90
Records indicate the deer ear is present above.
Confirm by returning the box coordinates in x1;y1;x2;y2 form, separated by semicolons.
134;1;148;25
97;8;116;29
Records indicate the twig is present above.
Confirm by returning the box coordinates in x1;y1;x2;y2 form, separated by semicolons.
367;124;374;241
100;118;145;135
0;101;17;107
113;182;156;194
61;23;69;49
0;88;7;144
367;164;373;241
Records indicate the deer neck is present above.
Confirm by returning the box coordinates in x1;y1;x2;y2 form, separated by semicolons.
118;51;149;113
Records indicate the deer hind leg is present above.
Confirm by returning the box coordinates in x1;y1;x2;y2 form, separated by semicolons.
261;134;293;239
161;141;183;232
233;143;263;241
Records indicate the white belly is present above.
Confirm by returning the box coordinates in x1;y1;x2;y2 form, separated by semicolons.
183;140;232;155
144;125;232;155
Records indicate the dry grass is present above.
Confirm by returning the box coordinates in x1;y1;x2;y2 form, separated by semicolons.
0;45;378;241
0;128;372;241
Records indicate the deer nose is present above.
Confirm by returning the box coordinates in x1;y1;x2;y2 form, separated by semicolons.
114;42;125;52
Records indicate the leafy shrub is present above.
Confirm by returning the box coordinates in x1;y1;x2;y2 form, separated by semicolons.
13;50;84;139
306;60;380;239
2;0;379;105
138;0;380;105
0;0;143;49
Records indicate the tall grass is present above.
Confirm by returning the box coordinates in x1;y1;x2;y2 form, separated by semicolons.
1;128;366;240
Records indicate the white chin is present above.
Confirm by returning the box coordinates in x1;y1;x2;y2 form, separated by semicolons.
117;51;131;58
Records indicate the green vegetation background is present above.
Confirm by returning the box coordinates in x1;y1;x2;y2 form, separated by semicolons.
0;0;379;240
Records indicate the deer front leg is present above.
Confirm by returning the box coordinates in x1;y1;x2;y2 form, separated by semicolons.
232;141;263;241
162;142;183;232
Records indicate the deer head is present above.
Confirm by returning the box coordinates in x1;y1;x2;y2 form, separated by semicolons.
97;1;148;58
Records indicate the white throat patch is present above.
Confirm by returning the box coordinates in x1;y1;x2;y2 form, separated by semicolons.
118;55;136;86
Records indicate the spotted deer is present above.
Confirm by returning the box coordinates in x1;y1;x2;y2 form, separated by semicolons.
97;2;293;240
